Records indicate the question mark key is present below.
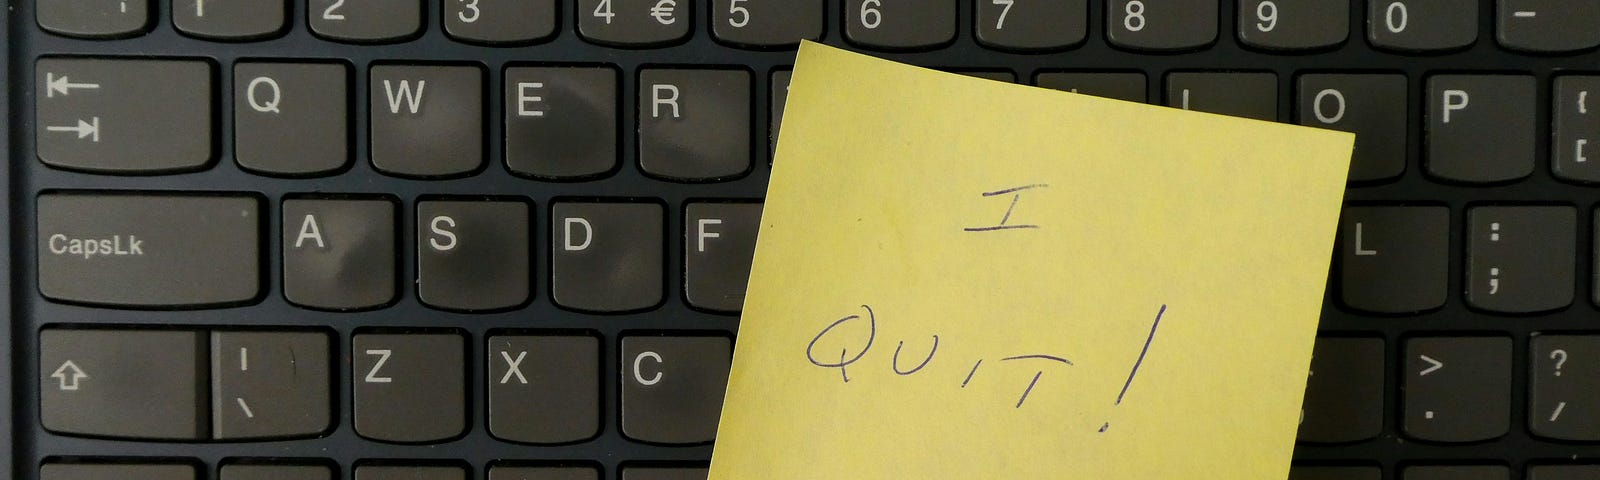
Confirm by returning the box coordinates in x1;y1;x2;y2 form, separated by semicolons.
1529;335;1600;440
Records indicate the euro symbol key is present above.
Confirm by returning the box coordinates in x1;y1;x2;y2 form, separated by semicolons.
650;0;677;25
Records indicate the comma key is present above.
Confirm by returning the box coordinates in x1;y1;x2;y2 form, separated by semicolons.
1297;338;1384;443
37;194;259;307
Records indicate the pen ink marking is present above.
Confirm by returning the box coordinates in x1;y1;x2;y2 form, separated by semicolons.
840;349;851;383
1116;304;1168;405
965;184;1048;232
961;359;983;388
892;335;940;375
1001;354;1074;366
1016;371;1043;408
981;184;1050;197
807;305;878;383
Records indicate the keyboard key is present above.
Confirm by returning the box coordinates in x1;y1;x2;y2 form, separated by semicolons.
711;0;823;47
1427;75;1535;183
685;203;762;312
235;63;349;176
770;70;791;155
357;466;466;480
551;203;663;312
222;465;333;480
1339;207;1448;313
1405;466;1510;480
1530;336;1600;440
1367;0;1477;52
174;0;285;39
1497;1;1600;52
1297;74;1407;182
1404;337;1512;442
1530;465;1600;480
975;0;1086;51
444;0;554;44
1466;206;1575;313
39;329;204;439
488;335;600;443
38;194;259;307
1290;466;1381;480
1036;72;1147;102
1297;338;1384;443
211;331;331;440
505;66;618;179
370;65;484;177
283;199;396;310
353;333;466;442
37;0;148;38
1554;76;1600;182
43;463;195;480
956;70;1016;83
621;336;731;443
622;467;710;480
1106;0;1218;52
491;466;600;480
638;69;751;180
417;200;531;311
1237;0;1348;50
844;0;957;50
36;59;211;173
308;0;421;42
577;0;690;47
1166;72;1277;121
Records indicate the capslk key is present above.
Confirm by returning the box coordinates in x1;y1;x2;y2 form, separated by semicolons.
37;193;260;307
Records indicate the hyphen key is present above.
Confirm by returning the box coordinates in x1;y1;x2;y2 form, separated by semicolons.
37;194;259;307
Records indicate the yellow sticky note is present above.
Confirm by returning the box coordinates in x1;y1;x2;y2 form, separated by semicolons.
708;43;1354;480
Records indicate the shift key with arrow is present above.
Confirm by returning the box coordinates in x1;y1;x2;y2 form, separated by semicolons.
1404;337;1511;442
35;58;212;173
39;329;206;440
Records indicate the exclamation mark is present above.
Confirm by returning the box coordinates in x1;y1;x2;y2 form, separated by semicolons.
1100;304;1168;433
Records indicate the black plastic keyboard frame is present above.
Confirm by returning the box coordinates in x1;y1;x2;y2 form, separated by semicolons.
9;0;1600;478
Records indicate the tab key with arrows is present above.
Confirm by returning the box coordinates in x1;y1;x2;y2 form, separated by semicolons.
35;58;212;173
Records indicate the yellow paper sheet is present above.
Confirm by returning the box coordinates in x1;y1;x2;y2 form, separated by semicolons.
708;43;1354;480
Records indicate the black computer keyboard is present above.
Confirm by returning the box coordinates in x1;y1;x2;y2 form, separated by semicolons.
8;0;1600;479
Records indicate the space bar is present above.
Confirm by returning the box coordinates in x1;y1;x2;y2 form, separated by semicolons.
37;193;260;307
